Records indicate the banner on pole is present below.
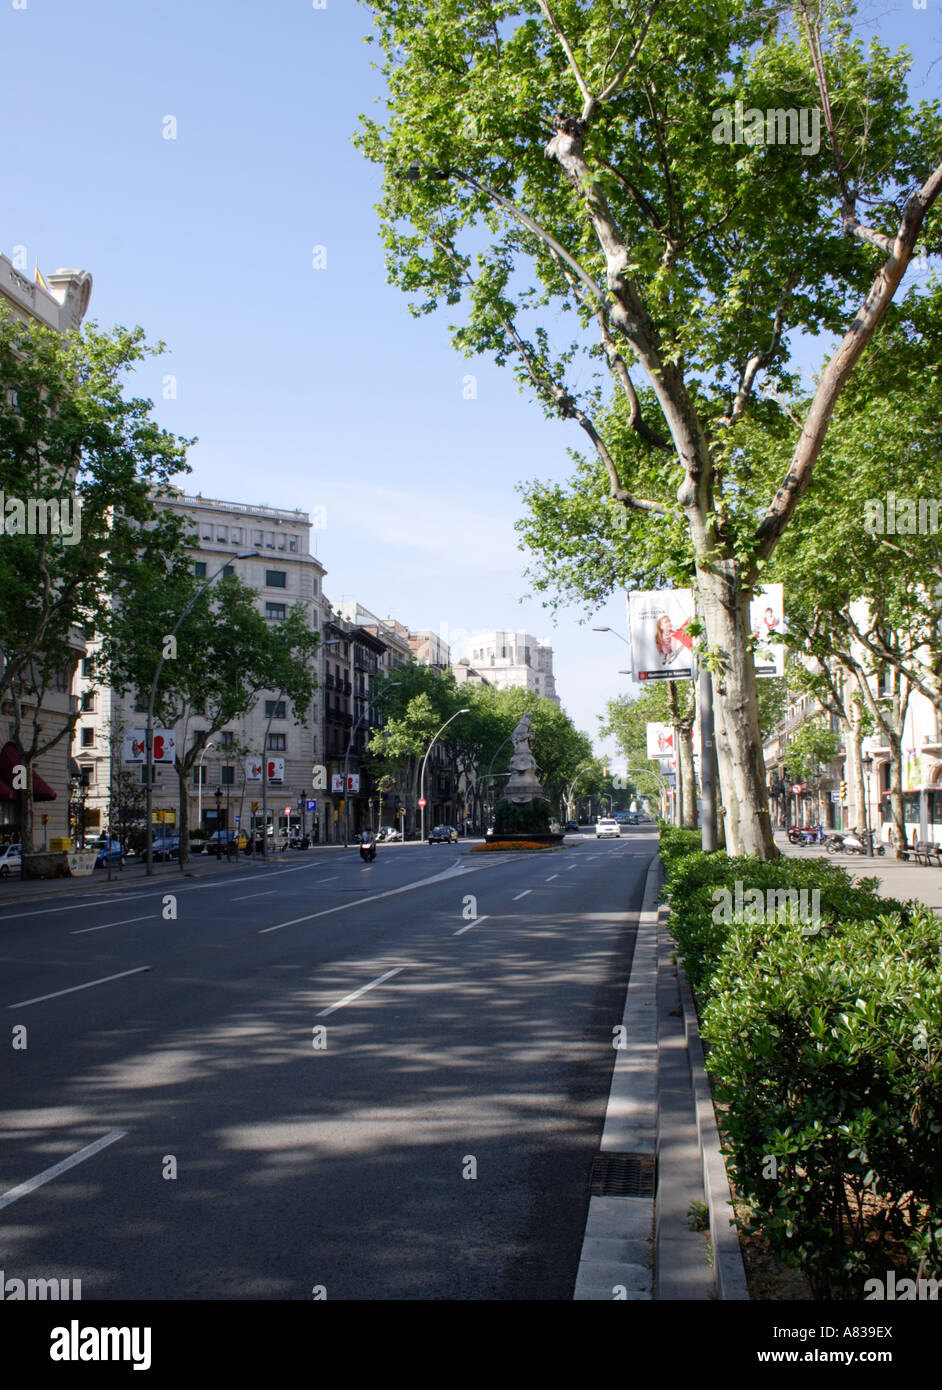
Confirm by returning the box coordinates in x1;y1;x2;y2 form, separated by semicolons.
628;590;697;681
749;582;786;679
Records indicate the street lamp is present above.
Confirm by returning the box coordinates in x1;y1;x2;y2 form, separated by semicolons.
342;681;403;848
862;754;874;854
420;709;470;843
214;786;222;849
196;741;216;831
145;550;259;877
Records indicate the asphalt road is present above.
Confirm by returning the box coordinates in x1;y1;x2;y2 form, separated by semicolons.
0;831;656;1300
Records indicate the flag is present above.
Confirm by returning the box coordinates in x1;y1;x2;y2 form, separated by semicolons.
34;267;49;291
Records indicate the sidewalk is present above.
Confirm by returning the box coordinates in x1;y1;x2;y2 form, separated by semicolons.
774;829;942;912
574;852;747;1300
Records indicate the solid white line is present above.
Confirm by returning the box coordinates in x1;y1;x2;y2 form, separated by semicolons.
242;891;278;900
545;874;558;881
453;915;490;936
8;966;152;1009
70;914;155;935
0;1130;127;1211
513;890;531;900
316;967;404;1017
259;862;473;934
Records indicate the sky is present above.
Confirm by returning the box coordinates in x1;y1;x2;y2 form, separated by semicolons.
2;0;938;764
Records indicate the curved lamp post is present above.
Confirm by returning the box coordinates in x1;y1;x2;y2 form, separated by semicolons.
145;551;259;877
420;709;470;843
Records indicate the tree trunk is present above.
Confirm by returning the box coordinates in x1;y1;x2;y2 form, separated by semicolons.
847;707;866;832
886;727;908;858
696;561;778;858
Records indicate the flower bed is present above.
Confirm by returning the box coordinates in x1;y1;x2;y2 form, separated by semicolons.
471;840;560;852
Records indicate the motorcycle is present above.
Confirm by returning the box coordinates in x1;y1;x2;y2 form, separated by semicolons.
359;837;376;863
787;823;826;846
827;828;885;856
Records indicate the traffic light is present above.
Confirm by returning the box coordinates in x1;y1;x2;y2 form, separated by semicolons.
840;779;847;802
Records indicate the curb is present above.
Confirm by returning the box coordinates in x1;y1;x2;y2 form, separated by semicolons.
572;852;661;1300
663;901;750;1301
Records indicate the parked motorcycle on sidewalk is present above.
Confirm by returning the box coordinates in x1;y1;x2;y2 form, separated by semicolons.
826;828;885;856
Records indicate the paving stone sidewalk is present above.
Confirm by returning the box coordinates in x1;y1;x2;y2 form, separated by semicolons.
774;829;942;912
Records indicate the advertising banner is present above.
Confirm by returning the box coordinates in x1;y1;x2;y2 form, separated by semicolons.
123;730;176;763
245;757;285;783
646;723;675;759
749;582;786;679
628;590;696;681
330;773;361;794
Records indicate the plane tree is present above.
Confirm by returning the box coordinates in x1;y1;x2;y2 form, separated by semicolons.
357;0;942;856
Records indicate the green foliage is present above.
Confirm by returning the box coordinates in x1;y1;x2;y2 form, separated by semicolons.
661;831;941;1294
493;797;553;834
658;823;703;864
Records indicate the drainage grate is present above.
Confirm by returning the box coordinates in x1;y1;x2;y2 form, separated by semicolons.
588;1152;656;1197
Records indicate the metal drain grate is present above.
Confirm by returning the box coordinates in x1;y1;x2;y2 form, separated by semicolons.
588;1152;656;1197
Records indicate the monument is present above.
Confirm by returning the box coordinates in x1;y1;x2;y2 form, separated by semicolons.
486;713;562;845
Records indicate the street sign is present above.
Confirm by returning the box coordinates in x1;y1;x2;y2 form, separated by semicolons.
830;791;841;803
418;797;426;808
235;815;240;824
306;799;316;812
791;783;803;794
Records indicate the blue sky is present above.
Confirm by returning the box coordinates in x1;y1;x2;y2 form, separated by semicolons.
3;0;938;761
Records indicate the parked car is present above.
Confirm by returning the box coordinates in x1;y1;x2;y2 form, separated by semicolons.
428;825;458;843
613;811;629;824
563;821;579;832
596;818;622;839
0;844;22;878
205;829;239;857
150;834;180;862
93;837;127;867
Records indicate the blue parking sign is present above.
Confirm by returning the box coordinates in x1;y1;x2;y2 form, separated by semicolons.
306;799;316;812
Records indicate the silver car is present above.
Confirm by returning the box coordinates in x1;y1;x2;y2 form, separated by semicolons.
596;818;622;839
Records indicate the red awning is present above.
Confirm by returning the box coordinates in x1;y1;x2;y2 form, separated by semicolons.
0;743;57;801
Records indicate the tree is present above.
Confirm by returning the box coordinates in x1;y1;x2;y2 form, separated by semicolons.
0;309;191;850
104;567;320;865
358;0;942;857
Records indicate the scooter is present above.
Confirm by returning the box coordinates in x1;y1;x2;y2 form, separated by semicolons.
359;838;376;863
827;828;885;856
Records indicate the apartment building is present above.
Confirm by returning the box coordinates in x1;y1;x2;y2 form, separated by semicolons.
74;492;330;842
454;630;559;703
1;252;92;847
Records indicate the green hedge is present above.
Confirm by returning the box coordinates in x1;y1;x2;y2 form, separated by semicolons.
659;829;941;1296
493;798;553;834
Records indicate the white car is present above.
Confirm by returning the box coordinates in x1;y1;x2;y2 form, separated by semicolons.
0;844;22;878
596;818;622;839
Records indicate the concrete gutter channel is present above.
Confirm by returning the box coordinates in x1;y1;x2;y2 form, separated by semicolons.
574;853;748;1300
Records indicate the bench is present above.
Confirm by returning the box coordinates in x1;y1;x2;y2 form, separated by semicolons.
912;840;942;867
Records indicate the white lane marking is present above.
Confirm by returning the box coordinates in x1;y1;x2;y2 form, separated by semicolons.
319;876;338;883
70;914;155;935
0;858;346;924
513;890;531;900
0;1130;127;1211
545;874;558;881
454;915;490;937
242;891;278;900
259;862;473;934
317;967;404;1017
8;966;152;1009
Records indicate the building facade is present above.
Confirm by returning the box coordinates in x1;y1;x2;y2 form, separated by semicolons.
1;252;93;847
454;630;558;703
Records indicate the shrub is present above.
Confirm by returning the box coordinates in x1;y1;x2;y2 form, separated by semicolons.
704;907;942;1295
493;798;553;834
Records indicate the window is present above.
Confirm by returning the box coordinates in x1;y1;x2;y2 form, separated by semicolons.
268;733;286;751
312;577;319;595
289;536;298;552
253;530;263;546
222;564;234;579
266;532;276;549
202;522;213;540
265;700;286;719
194;561;207;578
219;731;235;748
266;570;287;588
277;533;287;551
81;727;94;747
266;603;286;621
80;765;95;786
232;527;243;544
193;765;208;786
81;690;95;712
217;525;228;542
221;766;235;786
80;658;93;678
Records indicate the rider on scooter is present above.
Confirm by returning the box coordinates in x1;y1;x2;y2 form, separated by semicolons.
359;826;376;861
